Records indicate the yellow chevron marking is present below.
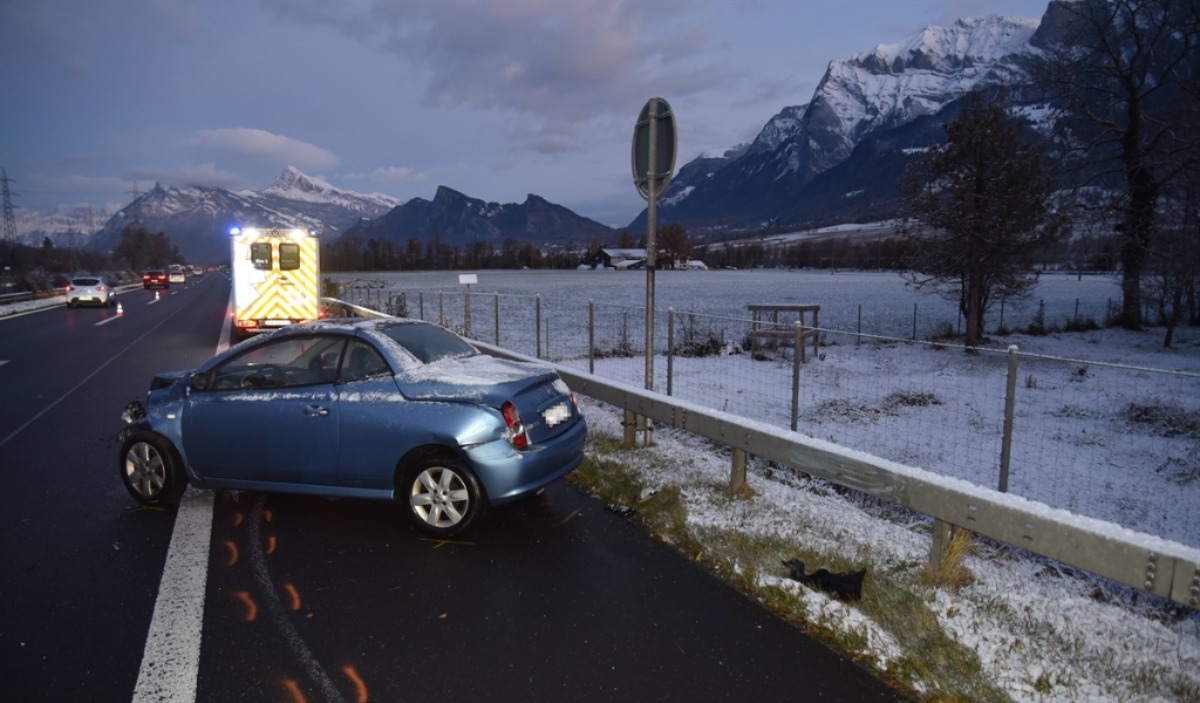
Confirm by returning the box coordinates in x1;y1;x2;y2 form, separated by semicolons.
235;232;320;323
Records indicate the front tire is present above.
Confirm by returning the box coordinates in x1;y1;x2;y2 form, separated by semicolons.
401;456;483;536
119;430;186;506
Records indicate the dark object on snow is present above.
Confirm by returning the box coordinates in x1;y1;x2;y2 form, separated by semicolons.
782;559;866;601
607;503;635;517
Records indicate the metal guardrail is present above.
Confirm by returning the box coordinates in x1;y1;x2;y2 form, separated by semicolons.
0;290;43;304
325;298;1200;609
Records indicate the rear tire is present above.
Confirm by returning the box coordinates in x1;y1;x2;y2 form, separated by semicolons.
119;430;187;506
401;456;483;536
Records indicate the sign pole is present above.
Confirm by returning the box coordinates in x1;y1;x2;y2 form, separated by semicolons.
630;96;676;446
645;100;658;396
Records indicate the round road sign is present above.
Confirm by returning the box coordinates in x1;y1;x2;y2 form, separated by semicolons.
631;97;677;202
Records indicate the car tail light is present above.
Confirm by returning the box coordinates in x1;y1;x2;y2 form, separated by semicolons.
502;401;528;449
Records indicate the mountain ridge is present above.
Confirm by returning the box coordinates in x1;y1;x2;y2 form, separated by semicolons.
631;11;1048;235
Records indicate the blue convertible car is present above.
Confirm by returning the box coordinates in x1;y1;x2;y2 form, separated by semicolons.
118;318;587;535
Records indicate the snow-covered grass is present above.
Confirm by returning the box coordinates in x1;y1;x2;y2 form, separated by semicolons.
329;269;1200;703
573;401;1199;703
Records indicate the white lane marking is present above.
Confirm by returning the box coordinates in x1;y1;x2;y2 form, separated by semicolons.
0;360;8;367
96;315;122;326
132;290;234;702
131;489;214;703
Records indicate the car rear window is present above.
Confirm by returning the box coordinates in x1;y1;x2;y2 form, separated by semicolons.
72;278;100;286
378;323;477;364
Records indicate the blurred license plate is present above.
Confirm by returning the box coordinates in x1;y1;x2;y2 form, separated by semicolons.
543;402;570;427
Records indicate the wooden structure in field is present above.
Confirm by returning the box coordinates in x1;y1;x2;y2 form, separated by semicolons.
747;304;821;362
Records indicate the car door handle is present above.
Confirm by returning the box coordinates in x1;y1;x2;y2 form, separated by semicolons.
304;405;330;417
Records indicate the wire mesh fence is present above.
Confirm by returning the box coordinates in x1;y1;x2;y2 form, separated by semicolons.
335;279;1199;548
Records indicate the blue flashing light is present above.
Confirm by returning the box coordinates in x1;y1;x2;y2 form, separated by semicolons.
229;227;242;236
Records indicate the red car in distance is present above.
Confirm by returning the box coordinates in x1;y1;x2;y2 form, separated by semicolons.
142;270;169;289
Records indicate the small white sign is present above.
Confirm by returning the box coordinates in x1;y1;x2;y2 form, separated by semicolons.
459;274;478;285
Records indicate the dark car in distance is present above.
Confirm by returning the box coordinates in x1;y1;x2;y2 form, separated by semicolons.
143;270;169;289
118;317;587;536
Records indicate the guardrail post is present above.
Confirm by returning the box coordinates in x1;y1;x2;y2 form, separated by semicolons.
419;292;425;321
667;308;675;397
494;293;500;345
622;409;637;449
999;344;1019;493
929;518;956;578
536;294;542;359
791;322;802;431
588;300;595;374
438;292;444;327
730;448;748;496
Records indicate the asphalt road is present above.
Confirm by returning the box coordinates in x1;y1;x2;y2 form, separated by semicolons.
0;275;908;702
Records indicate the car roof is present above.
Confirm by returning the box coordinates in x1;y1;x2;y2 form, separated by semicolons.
212;317;468;371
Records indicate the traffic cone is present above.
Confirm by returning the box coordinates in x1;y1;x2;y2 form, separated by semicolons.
155;291;160;301
117;302;124;315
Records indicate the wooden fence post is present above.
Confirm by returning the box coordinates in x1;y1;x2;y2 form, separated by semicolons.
999;345;1019;493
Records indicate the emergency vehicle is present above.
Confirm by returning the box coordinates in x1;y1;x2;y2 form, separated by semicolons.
229;226;322;341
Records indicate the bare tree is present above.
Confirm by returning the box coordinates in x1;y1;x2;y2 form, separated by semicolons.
1035;0;1200;329
1148;168;1200;346
899;92;1069;347
657;223;691;268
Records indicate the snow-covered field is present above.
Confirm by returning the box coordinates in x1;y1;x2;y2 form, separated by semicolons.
333;269;1200;548
329;268;1200;703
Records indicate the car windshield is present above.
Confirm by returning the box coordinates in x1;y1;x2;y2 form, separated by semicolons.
377;322;477;364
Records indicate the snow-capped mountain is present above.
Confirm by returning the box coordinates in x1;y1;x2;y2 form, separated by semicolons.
254;166;403;212
12;203;115;248
635;11;1048;234
89;168;404;264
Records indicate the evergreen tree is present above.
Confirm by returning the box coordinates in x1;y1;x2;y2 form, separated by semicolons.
899;92;1068;347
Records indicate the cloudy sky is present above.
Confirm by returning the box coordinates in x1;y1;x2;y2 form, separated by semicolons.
1;0;1050;227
